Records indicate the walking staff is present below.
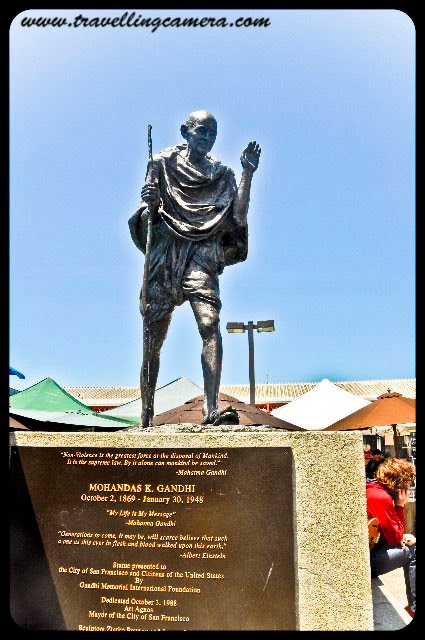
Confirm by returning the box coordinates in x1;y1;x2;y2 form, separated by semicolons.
140;124;154;427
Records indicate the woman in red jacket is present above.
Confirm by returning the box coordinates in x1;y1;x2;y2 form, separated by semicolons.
366;457;416;617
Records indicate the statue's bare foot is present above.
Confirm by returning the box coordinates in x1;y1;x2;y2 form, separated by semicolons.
202;406;239;426
212;406;239;426
201;409;220;426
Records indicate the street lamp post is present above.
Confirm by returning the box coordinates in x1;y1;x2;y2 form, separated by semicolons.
226;320;275;406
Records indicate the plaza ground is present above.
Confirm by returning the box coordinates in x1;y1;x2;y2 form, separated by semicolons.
372;567;414;630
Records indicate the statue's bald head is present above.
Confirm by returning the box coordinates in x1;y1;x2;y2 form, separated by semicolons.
180;110;218;157
184;110;217;128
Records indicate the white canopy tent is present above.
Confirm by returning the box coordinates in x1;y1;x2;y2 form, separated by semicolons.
101;377;202;423
271;378;371;430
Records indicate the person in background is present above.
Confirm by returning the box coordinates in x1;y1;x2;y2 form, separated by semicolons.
366;457;416;618
365;448;383;479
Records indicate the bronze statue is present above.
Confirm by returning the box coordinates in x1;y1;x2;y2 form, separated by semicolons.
129;110;260;427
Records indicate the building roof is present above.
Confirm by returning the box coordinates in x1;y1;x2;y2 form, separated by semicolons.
63;385;141;407
221;379;416;404
64;378;416;406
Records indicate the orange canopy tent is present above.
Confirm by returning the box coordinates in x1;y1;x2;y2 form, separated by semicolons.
323;392;415;458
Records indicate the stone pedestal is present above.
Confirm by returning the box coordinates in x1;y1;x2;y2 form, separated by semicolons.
10;428;373;631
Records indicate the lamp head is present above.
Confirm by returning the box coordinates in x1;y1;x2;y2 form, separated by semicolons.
256;320;275;333
226;322;246;334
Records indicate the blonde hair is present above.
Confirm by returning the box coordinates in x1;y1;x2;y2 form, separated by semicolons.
375;457;416;491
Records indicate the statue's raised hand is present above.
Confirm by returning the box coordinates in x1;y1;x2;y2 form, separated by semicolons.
241;141;261;173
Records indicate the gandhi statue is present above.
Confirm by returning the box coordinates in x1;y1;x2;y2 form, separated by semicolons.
129;110;260;427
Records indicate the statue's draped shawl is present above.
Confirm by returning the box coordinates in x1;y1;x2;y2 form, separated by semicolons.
129;144;248;274
157;144;236;240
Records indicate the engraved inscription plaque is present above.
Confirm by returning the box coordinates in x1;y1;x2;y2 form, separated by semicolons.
10;446;296;630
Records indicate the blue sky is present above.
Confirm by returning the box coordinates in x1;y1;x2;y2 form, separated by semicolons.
9;8;415;391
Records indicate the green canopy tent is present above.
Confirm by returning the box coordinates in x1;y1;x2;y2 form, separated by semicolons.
9;377;98;413
9;377;131;431
9;408;131;431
